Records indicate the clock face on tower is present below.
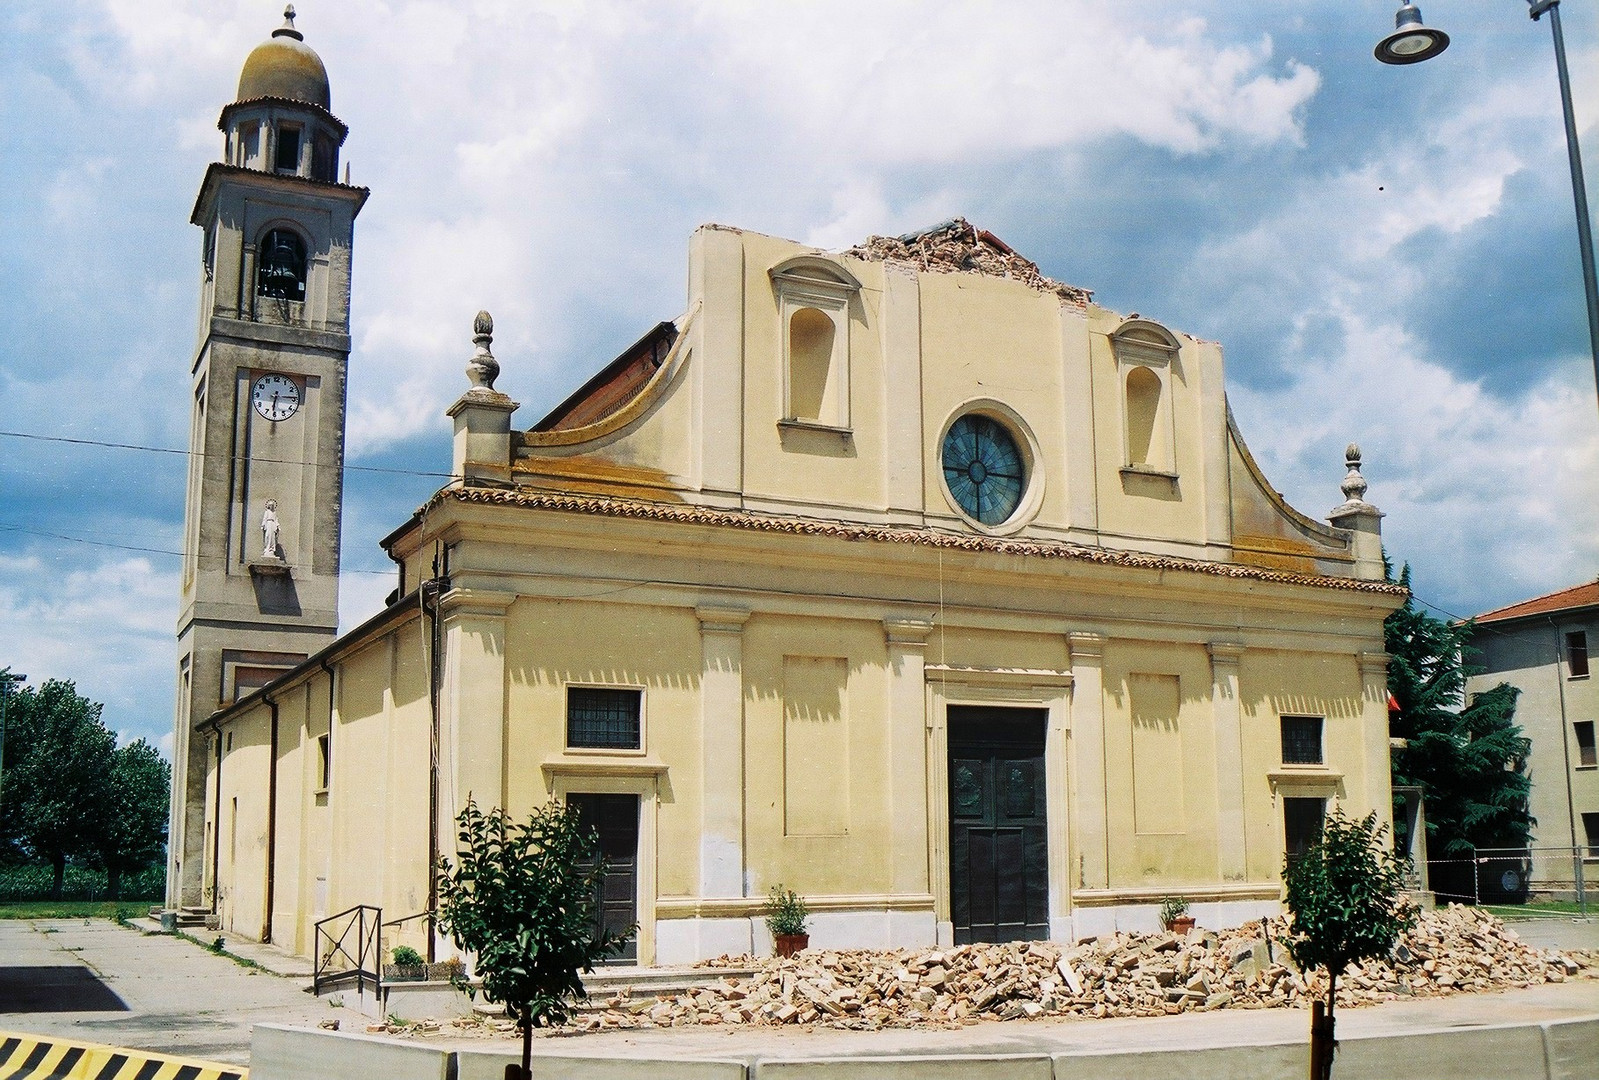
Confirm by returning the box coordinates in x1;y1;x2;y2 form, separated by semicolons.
251;373;300;422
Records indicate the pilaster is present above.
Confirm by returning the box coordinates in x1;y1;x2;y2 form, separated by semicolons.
1208;641;1247;882
884;616;934;895
439;589;516;818
696;604;751;898
1358;650;1393;821
1068;631;1109;890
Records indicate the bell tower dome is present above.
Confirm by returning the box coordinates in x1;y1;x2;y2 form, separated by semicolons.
168;8;368;918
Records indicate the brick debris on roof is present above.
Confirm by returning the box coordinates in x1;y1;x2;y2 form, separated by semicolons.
1474;578;1599;624
426;486;1407;597
845;218;1093;308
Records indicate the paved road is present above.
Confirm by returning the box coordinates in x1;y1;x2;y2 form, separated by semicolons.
0;920;334;1065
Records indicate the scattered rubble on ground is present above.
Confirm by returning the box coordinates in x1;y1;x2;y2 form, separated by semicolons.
844;218;1093;308
386;906;1595;1039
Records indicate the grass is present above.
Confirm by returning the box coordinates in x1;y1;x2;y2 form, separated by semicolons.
1482;899;1593;918
0;900;153;920
173;928;271;973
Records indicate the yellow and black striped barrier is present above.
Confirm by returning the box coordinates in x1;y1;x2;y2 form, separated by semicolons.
0;1032;245;1080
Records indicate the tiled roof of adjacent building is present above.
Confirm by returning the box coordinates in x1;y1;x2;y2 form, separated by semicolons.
1474;578;1599;624
426;486;1408;596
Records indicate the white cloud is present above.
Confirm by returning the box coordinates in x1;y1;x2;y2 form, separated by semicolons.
0;553;177;747
1231;312;1599;614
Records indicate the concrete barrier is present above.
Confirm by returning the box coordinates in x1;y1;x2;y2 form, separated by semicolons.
456;1049;746;1080
1541;1017;1599;1080
1336;1022;1547;1080
249;1024;451;1080
753;1055;1052;1080
1053;1043;1305;1080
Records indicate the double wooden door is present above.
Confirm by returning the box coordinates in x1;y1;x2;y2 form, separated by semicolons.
947;707;1049;944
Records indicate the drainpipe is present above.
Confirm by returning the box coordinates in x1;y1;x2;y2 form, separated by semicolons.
208;718;223;916
262;692;279;944
1549;618;1582;904
320;659;336;918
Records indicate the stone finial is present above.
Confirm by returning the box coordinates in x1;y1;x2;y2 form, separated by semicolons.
1339;442;1369;505
466;309;500;392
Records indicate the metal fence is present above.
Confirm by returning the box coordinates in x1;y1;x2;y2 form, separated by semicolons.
1422;845;1591;917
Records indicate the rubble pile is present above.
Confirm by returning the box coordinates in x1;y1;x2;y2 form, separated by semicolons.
560;907;1592;1033
844;218;1093;308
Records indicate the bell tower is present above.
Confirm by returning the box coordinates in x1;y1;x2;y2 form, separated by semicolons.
169;7;367;910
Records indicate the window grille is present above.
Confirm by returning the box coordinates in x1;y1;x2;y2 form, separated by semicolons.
1280;715;1324;765
567;687;641;750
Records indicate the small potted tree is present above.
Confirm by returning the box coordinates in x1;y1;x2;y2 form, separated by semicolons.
764;885;809;958
1160;895;1195;935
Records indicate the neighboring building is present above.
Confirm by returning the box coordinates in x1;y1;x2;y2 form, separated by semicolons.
1467;579;1599;891
174;17;1408;963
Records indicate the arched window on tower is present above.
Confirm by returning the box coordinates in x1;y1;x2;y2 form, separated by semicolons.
256;229;307;302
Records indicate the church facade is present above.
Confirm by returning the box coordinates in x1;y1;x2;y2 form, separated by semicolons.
176;16;1406;966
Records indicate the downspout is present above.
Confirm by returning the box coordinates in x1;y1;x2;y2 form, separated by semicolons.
262;692;279;944
320;659;337;925
422;540;449;963
208;718;223;916
1549;618;1581;885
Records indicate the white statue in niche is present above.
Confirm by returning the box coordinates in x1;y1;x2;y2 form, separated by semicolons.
261;499;281;558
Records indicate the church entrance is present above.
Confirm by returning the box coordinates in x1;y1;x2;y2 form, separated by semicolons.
568;793;640;963
947;706;1049;944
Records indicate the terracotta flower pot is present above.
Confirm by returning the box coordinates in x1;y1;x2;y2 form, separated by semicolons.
1167;915;1196;935
774;932;809;958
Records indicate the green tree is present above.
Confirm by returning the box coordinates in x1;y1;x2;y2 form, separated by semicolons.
1385;563;1534;861
90;739;171;899
437;798;632;1080
1282;809;1416;1080
0;679;115;897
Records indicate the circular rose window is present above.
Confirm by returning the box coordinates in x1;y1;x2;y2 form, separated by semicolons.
941;414;1025;526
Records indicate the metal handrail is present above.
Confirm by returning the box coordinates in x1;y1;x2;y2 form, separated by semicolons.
312;904;381;996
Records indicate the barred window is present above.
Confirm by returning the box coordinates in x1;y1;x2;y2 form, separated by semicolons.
567;688;642;750
1281;715;1324;765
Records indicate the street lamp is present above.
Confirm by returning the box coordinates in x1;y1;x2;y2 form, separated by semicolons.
0;670;27;808
1376;0;1599;419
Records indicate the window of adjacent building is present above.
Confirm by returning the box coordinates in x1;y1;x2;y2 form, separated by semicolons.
1283;796;1325;868
566;687;642;750
1281;715;1324;765
1568;631;1590;678
316;732;331;792
1576;720;1597;769
275;125;301;173
1584;812;1599;858
256;228;307;302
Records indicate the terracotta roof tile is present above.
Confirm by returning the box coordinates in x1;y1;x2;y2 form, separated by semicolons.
426;486;1408;597
1473;579;1599;624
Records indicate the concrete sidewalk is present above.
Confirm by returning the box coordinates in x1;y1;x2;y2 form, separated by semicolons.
0;919;334;1065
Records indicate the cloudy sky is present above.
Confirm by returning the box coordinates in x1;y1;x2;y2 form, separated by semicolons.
2;0;1596;754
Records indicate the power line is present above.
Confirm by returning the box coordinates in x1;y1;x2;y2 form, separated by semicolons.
0;430;455;480
0;522;398;577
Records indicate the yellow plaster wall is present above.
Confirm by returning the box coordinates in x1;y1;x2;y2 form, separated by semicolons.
742;614;893;897
503;597;703;898
1100;640;1219;887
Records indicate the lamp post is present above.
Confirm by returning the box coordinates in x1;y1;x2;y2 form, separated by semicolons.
1376;1;1599;419
0;670;27;809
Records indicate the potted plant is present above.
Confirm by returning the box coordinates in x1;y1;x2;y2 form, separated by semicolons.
1160;895;1195;935
765;885;809;958
385;944;427;981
